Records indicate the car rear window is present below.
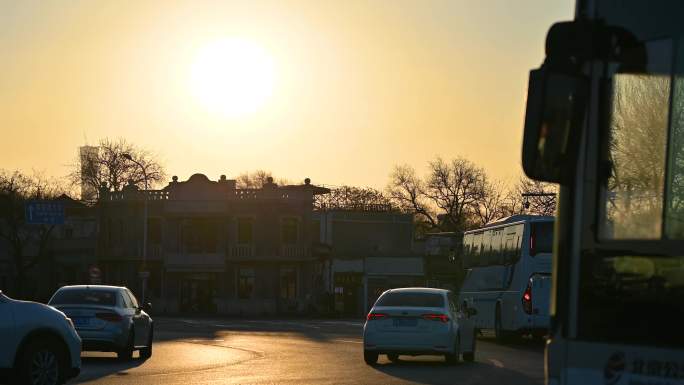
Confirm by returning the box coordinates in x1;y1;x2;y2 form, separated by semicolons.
375;292;445;307
49;289;117;306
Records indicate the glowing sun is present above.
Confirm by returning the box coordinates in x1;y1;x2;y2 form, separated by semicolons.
190;38;275;118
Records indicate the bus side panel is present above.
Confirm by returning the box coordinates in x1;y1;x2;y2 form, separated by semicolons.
459;265;510;330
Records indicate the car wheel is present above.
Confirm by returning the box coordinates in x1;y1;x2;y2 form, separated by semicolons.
140;327;153;359
387;353;399;363
18;338;66;385
363;350;378;365
444;336;460;365
117;330;135;361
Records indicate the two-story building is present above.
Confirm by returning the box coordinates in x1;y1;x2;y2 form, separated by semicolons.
314;208;425;317
96;173;329;315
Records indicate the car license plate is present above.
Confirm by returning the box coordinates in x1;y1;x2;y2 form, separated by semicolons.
72;317;89;327
393;318;417;327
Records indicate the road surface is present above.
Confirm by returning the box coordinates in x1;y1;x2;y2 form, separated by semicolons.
71;317;544;385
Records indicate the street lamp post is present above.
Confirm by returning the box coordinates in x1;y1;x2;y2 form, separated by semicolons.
123;153;148;303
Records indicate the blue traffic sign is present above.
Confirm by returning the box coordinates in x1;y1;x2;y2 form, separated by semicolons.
25;201;65;225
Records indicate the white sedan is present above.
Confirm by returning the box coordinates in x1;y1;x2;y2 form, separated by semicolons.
0;290;82;385
363;287;476;365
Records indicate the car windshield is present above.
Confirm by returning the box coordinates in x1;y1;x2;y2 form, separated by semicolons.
49;289;117;306
375;292;444;308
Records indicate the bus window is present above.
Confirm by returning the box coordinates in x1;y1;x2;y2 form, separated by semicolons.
530;222;553;255
481;230;492;265
462;233;473;267
471;232;483;266
503;226;518;264
490;229;503;265
599;40;672;240
665;45;684;239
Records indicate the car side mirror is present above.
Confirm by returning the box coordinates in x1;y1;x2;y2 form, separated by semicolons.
522;67;588;183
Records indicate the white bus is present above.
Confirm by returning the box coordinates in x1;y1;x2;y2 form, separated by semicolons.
458;215;553;340
522;2;684;384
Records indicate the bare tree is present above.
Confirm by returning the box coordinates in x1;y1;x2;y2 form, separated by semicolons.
0;170;66;297
387;157;488;233
473;178;508;226
424;157;487;232
235;170;289;189
314;185;393;210
387;165;440;230
68;138;166;202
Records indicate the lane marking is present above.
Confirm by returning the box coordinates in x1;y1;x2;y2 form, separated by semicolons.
489;358;504;368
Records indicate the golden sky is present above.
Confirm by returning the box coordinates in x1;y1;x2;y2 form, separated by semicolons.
0;0;573;189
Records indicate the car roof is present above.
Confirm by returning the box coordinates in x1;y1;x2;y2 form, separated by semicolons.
384;287;450;295
57;285;125;292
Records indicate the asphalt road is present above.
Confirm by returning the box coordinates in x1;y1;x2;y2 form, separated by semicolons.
71;317;545;385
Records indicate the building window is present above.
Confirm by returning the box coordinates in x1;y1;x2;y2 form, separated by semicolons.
183;218;218;253
281;217;299;244
148;218;162;244
280;267;297;300
237;268;255;299
237;218;253;244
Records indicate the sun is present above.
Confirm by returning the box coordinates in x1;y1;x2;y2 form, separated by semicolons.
190;38;275;118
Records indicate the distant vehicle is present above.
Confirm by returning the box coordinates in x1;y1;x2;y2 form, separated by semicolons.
458;215;553;340
363;287;476;365
0;290;82;385
48;285;153;361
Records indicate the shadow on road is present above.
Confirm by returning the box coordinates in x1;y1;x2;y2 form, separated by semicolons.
372;359;542;385
477;334;546;352
153;317;362;344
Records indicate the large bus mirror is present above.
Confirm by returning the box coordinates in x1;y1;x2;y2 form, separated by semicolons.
522;20;642;184
522;67;588;184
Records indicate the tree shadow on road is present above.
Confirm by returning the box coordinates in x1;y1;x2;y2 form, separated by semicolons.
371;358;543;385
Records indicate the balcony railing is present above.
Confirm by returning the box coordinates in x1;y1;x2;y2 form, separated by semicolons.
279;245;310;258
230;245;255;257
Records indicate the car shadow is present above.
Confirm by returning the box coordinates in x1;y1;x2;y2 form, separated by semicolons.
72;355;147;383
371;358;542;385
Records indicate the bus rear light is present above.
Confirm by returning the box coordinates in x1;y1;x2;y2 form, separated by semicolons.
367;313;388;321
422;314;450;323
522;283;533;315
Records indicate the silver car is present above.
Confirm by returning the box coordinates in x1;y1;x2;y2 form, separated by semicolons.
48;285;153;361
363;287;476;365
0;290;82;385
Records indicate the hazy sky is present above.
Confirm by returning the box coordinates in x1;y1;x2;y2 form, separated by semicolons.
0;0;573;190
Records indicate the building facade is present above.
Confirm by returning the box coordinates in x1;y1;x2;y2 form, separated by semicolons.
96;174;329;315
0;195;97;301
315;209;425;317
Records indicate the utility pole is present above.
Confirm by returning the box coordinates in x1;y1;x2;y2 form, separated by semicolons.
123;153;149;303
